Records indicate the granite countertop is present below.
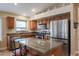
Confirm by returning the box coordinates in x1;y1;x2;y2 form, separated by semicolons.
15;38;63;54
7;32;36;35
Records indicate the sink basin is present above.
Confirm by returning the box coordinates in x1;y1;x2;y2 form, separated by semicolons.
15;38;26;42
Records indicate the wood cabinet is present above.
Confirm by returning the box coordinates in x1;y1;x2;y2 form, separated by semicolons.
42;19;49;24
7;16;14;29
50;45;65;56
38;19;50;29
30;20;37;30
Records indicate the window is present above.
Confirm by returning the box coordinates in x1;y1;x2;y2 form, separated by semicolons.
0;17;2;41
15;20;27;31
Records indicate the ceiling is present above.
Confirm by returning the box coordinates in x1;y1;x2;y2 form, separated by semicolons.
0;3;56;17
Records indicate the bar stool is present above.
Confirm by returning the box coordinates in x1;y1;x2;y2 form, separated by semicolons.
13;45;27;56
11;38;27;56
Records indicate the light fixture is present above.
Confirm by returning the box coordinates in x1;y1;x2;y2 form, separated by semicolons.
23;13;26;16
32;8;36;12
74;21;79;28
14;3;18;6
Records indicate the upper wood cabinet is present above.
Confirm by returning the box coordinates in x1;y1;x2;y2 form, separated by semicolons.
42;19;49;24
7;16;14;29
41;19;50;29
30;20;37;30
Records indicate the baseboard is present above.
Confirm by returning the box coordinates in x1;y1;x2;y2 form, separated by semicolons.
0;47;7;51
75;51;79;56
71;51;79;56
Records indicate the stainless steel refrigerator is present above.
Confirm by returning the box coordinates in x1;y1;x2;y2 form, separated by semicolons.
50;19;68;39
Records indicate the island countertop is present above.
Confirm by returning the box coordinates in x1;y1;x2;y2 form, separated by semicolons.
15;38;63;55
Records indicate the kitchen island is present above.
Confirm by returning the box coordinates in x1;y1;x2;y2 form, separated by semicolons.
14;38;63;56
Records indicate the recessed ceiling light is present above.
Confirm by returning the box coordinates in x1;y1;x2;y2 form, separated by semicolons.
14;3;18;6
23;13;26;16
32;8;36;12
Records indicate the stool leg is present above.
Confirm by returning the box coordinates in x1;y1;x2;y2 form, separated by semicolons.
19;44;22;56
13;40;16;56
24;46;27;55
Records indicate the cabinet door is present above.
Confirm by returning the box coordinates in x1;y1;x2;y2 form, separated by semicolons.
42;19;48;24
57;20;68;39
57;20;62;38
52;21;57;37
7;16;14;29
50;20;57;37
61;20;68;39
30;20;37;30
42;19;50;29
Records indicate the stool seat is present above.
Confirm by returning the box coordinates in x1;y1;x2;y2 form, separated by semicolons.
13;47;27;56
13;48;21;56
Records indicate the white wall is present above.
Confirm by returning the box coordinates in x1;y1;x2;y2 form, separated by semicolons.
70;4;79;55
77;7;79;53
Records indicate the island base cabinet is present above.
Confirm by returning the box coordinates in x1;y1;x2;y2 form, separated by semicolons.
26;45;65;56
50;45;65;56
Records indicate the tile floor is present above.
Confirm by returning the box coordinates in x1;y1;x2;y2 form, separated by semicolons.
0;50;13;56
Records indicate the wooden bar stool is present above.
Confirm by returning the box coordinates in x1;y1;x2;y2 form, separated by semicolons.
11;38;27;56
13;45;27;56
